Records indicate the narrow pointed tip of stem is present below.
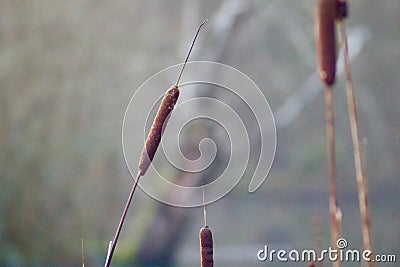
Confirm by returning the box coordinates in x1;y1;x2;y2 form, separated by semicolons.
175;19;208;87
202;185;207;226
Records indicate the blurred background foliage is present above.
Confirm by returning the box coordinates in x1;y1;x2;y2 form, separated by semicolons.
0;0;399;266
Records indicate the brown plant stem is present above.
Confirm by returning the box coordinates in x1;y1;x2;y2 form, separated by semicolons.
311;215;324;267
175;19;207;87
339;21;373;266
104;173;141;267
324;85;342;267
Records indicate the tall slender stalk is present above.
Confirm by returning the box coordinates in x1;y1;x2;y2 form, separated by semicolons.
338;21;373;266
81;238;85;267
104;173;141;267
103;20;207;266
316;1;342;266
325;85;342;267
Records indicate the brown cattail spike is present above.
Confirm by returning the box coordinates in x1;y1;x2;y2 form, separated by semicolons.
200;226;214;267
335;0;348;20
138;85;180;176
138;19;207;176
105;20;207;267
316;0;336;86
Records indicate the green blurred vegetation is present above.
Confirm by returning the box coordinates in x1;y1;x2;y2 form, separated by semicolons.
0;0;399;266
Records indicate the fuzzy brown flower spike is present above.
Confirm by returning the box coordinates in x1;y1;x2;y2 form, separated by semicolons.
200;226;214;267
138;85;180;176
104;20;207;267
138;19;207;176
316;0;336;86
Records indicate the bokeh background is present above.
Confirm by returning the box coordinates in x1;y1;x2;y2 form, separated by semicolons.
1;0;399;266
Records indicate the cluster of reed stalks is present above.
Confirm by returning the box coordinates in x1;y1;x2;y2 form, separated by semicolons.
101;1;372;265
316;0;373;266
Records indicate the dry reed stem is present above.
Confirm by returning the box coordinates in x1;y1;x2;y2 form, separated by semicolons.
311;215;324;267
104;174;141;267
317;0;337;86
81;238;85;267
338;21;373;267
175;19;207;87
316;2;342;266
325;85;342;267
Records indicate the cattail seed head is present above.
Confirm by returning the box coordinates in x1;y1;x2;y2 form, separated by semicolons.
335;0;348;20
138;85;179;176
316;0;337;86
200;226;214;267
136;20;206;177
